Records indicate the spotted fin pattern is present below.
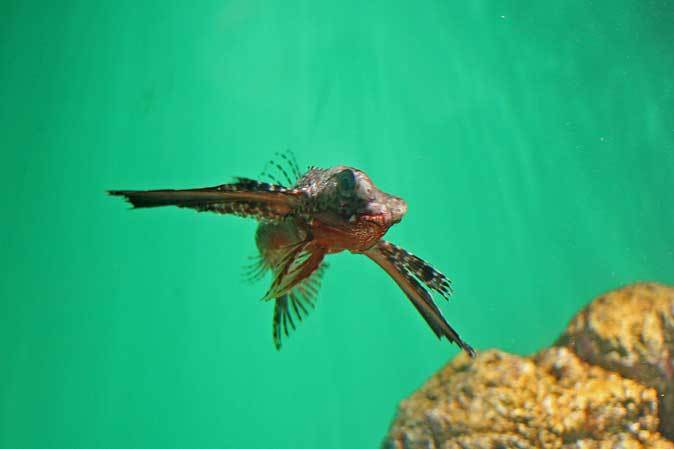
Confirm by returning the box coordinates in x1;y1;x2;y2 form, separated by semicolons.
272;263;328;349
108;178;301;221
365;240;475;357
227;177;293;193
377;241;453;300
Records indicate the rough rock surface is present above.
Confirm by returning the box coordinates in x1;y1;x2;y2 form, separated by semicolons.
383;283;674;448
557;282;674;438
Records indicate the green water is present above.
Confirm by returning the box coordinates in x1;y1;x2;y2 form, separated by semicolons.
2;1;673;448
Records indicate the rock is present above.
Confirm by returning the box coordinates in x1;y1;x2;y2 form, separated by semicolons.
383;282;674;449
384;348;671;449
557;282;674;438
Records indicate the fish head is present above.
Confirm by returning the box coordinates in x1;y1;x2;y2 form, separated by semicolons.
327;166;408;227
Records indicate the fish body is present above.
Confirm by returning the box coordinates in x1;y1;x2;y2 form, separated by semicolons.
110;157;475;356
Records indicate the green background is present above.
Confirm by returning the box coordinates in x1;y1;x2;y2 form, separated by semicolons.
2;1;673;448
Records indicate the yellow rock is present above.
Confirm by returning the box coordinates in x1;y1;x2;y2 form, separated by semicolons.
558;282;674;438
383;283;674;448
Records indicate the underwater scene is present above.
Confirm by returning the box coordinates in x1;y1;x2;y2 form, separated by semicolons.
2;1;673;448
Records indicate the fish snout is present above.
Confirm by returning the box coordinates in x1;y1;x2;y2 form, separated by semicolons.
387;196;407;224
363;196;407;225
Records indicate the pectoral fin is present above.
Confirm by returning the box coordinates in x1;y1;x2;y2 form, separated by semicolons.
272;263;328;350
263;242;326;301
364;240;475;357
109;178;301;221
375;240;453;300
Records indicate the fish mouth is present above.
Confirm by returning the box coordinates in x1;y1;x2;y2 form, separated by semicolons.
357;199;405;226
359;211;391;227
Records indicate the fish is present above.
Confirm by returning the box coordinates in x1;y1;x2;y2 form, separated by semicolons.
109;152;475;357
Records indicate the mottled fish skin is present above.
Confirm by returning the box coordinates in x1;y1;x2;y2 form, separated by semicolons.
109;154;475;356
294;166;407;225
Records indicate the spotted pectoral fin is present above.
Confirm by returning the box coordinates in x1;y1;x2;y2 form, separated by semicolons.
376;240;453;300
272;263;328;350
364;240;475;357
109;178;303;221
262;243;326;301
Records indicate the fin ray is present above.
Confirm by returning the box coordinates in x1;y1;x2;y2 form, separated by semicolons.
271;262;328;350
377;241;453;300
109;178;301;221
364;240;475;357
263;243;325;300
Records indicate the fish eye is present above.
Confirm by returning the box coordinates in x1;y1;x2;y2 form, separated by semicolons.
336;169;356;192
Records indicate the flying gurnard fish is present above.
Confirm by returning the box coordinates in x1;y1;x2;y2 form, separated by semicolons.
109;154;475;357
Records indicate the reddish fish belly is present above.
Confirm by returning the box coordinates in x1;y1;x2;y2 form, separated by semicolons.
255;220;305;266
310;219;386;254
256;217;387;260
